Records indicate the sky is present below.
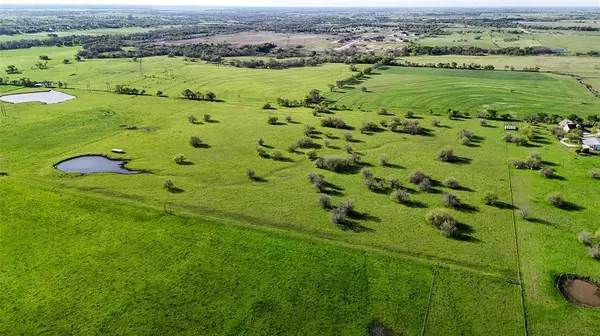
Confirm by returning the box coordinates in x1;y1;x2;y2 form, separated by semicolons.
0;0;598;7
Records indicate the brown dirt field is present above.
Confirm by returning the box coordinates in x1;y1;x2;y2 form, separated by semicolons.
165;31;336;47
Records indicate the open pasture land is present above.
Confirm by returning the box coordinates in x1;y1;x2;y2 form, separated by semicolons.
328;66;600;118
0;26;175;42
1;47;600;335
0;47;350;104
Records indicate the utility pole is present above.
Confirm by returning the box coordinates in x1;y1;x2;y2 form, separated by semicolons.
86;80;91;92
105;82;111;92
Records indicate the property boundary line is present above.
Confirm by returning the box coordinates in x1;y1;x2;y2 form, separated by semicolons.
506;143;529;336
421;267;437;336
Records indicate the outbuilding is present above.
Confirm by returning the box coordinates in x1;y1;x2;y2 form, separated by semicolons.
582;138;600;151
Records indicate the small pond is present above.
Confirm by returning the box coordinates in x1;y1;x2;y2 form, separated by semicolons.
0;90;76;104
558;274;600;308
55;155;140;174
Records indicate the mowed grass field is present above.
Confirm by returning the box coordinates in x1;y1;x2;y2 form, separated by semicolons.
1;46;600;335
328;66;600;119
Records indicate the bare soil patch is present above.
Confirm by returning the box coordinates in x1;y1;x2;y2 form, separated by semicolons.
166;31;335;47
558;274;600;308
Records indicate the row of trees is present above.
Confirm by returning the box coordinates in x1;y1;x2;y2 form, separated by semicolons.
181;89;217;101
114;85;146;95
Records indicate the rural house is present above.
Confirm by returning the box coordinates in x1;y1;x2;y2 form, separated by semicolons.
582;137;600;151
559;119;577;132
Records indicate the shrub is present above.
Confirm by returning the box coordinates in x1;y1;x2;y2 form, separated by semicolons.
285;115;292;123
479;119;487;127
318;194;331;209
427;209;456;229
189;136;202;148
589;168;600;179
324;139;331;148
361;168;374;179
350;152;361;163
262;103;272;109
443;193;461;208
338;200;355;214
256;147;269;158
391;189;410;204
578;231;593;246
502;133;515;143
313;176;326;191
246;168;257;180
344;144;353;153
272;151;284;161
203;114;211;122
443;177;460;189
378;107;388;115
296;136;315;148
343;132;353;142
380;120;388;128
402;120;422;135
315;156;352;172
163;179;175;191
440;220;459;238
539;167;554;178
268;116;279;125
459;137;471;146
379;155;389;166
388;175;401;189
258;138;264;146
432;119;440;127
321;116;347;129
173;154;185;164
361;86;367;92
507;158;528;169
364;177;379;191
405;110;415;118
307;172;320;183
483;192;499;206
551;126;566;139
409;170;429;185
188;115;198;124
418;178;432;192
325;132;335;139
360;121;380;133
547;192;565;207
303;124;316;136
330;207;348;225
436;146;454;162
306;150;318;160
288;143;298;153
520;205;530;220
526;152;542;169
514;136;528;147
458;128;474;141
590;245;600;260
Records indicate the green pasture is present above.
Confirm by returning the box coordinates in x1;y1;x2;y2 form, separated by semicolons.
1;47;600;335
0;26;176;42
328;66;600;118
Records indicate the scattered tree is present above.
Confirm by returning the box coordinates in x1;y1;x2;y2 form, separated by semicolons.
436;146;455;162
203;114;211;122
391;189;410;204
443;193;461;208
547;192;565;207
483;192;499;206
379;155;389;166
188;115;198;124
189;136;202;148
173;154;185;164
443;177;460;189
318;194;332;209
246;168;257;180
268;116;279;125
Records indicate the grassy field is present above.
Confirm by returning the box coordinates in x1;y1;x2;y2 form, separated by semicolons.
1;46;600;335
417;29;600;54
0;26;177;42
328;66;600;119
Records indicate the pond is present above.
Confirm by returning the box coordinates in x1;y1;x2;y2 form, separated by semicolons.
55;155;140;174
0;90;76;104
558;274;600;308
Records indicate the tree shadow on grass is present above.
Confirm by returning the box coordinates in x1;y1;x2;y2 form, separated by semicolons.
167;187;184;193
542;160;559;167
494;202;517;210
349;210;381;223
454;222;480;242
448;156;472;165
250;177;268;183
526;217;553;225
322;189;345;196
197;143;212;149
455;203;479;213
558;202;585;211
178;160;195;166
340;220;374;233
205;119;220;123
384;163;405;169
407;200;428;208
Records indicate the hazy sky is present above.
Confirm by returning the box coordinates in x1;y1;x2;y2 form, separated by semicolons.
0;0;598;7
